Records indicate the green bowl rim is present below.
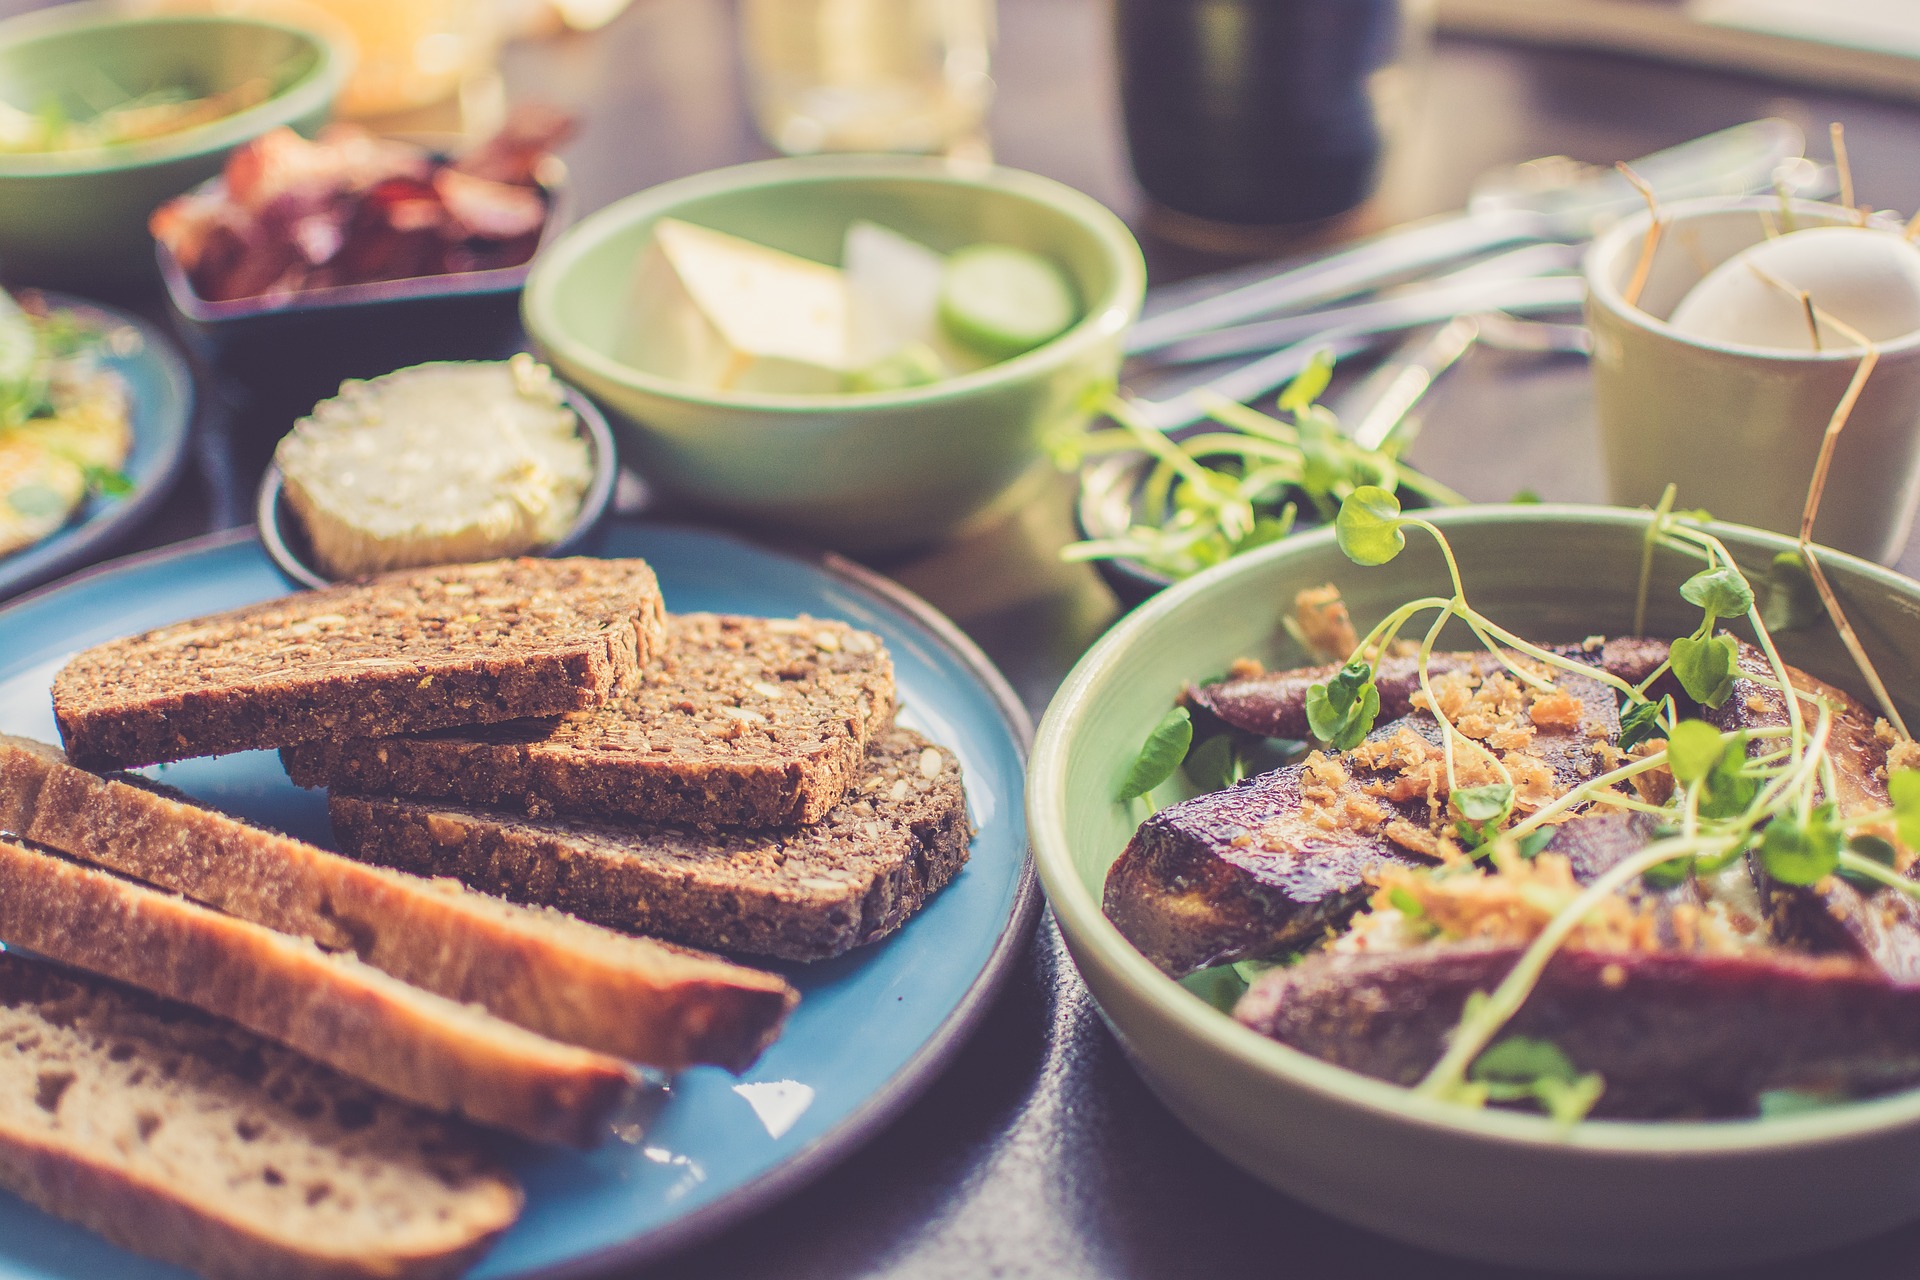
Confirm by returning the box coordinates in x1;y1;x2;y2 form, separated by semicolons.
521;153;1147;412
0;2;351;178
1030;501;1920;1156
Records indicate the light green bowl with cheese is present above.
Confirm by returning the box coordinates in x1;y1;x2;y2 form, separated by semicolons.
522;155;1145;553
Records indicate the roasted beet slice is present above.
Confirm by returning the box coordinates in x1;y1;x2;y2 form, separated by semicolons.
1105;761;1416;977
1541;810;1713;948
1234;943;1920;1118
1190;638;1668;740
1107;671;1620;978
1706;644;1920;979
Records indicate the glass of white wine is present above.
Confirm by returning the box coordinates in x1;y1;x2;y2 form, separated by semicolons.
740;0;995;155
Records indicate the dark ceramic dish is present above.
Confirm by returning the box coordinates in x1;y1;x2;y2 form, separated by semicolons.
157;155;573;427
254;382;618;590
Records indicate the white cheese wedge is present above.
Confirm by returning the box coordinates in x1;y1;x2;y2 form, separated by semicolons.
275;356;593;579
622;218;850;394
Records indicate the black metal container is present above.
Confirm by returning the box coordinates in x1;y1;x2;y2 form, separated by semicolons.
1114;0;1402;229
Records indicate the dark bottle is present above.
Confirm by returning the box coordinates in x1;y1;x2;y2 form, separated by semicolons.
1114;0;1403;228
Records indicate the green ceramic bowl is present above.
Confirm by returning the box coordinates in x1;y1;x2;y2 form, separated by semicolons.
1030;504;1920;1273
522;155;1145;553
0;3;349;287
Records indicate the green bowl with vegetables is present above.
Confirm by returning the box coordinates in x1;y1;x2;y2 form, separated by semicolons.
1030;503;1920;1272
523;155;1145;552
0;3;349;288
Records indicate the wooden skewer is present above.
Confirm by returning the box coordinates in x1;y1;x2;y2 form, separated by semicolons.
1831;122;1863;226
1617;162;1665;309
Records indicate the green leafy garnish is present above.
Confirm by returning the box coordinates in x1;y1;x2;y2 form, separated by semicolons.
1183;733;1244;792
1304;660;1380;750
1334;485;1406;566
82;465;133;498
1452;783;1514;849
1641;857;1693;889
1670;632;1739;709
1515;828;1556;859
1277;348;1334;414
1387;885;1426;917
1617;697;1666;750
1758;804;1843;885
1838;833;1900;891
1679;566;1756;619
1452;785;1513;823
1469;1035;1606;1126
1663;719;1725;785
1889;769;1920;848
1762;551;1821;632
1118;707;1193;803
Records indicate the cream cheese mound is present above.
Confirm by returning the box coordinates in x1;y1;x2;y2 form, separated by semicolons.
277;356;592;578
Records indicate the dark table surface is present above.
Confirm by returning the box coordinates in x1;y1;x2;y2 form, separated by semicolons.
14;1;1920;1275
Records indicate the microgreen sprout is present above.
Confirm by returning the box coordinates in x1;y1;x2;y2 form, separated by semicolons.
1118;706;1193;808
1057;354;1464;581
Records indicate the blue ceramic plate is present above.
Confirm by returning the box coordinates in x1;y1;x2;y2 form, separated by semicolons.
0;292;194;603
0;522;1036;1279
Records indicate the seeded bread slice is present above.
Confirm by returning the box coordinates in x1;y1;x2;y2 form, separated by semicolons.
284;613;896;828
52;557;668;771
0;837;635;1146
329;728;972;962
0;733;797;1073
0;952;521;1280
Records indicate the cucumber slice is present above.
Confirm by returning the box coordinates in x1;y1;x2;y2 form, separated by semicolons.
938;245;1079;360
844;342;948;393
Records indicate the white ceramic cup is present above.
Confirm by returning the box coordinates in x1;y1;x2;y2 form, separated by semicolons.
1585;197;1920;564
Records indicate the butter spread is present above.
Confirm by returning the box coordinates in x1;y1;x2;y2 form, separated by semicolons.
276;356;592;578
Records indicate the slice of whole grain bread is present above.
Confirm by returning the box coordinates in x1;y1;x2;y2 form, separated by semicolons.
0;836;635;1146
0;733;796;1074
0;951;522;1280
284;613;895;828
52;557;667;770
329;728;971;962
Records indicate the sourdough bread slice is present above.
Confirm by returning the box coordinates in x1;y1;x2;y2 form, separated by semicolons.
284;613;895;828
0;734;796;1073
329;728;971;962
0;837;635;1146
0;952;521;1280
52;557;667;770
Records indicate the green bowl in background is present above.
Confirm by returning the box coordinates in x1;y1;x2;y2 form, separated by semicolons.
522;155;1145;553
0;3;349;288
1030;504;1920;1273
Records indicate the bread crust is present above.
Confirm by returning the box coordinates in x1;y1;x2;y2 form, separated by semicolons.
0;733;797;1073
0;837;635;1145
329;729;973;962
0;955;521;1280
284;613;896;828
51;558;667;770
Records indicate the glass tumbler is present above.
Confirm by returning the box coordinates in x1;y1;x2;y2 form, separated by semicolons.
740;0;996;155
